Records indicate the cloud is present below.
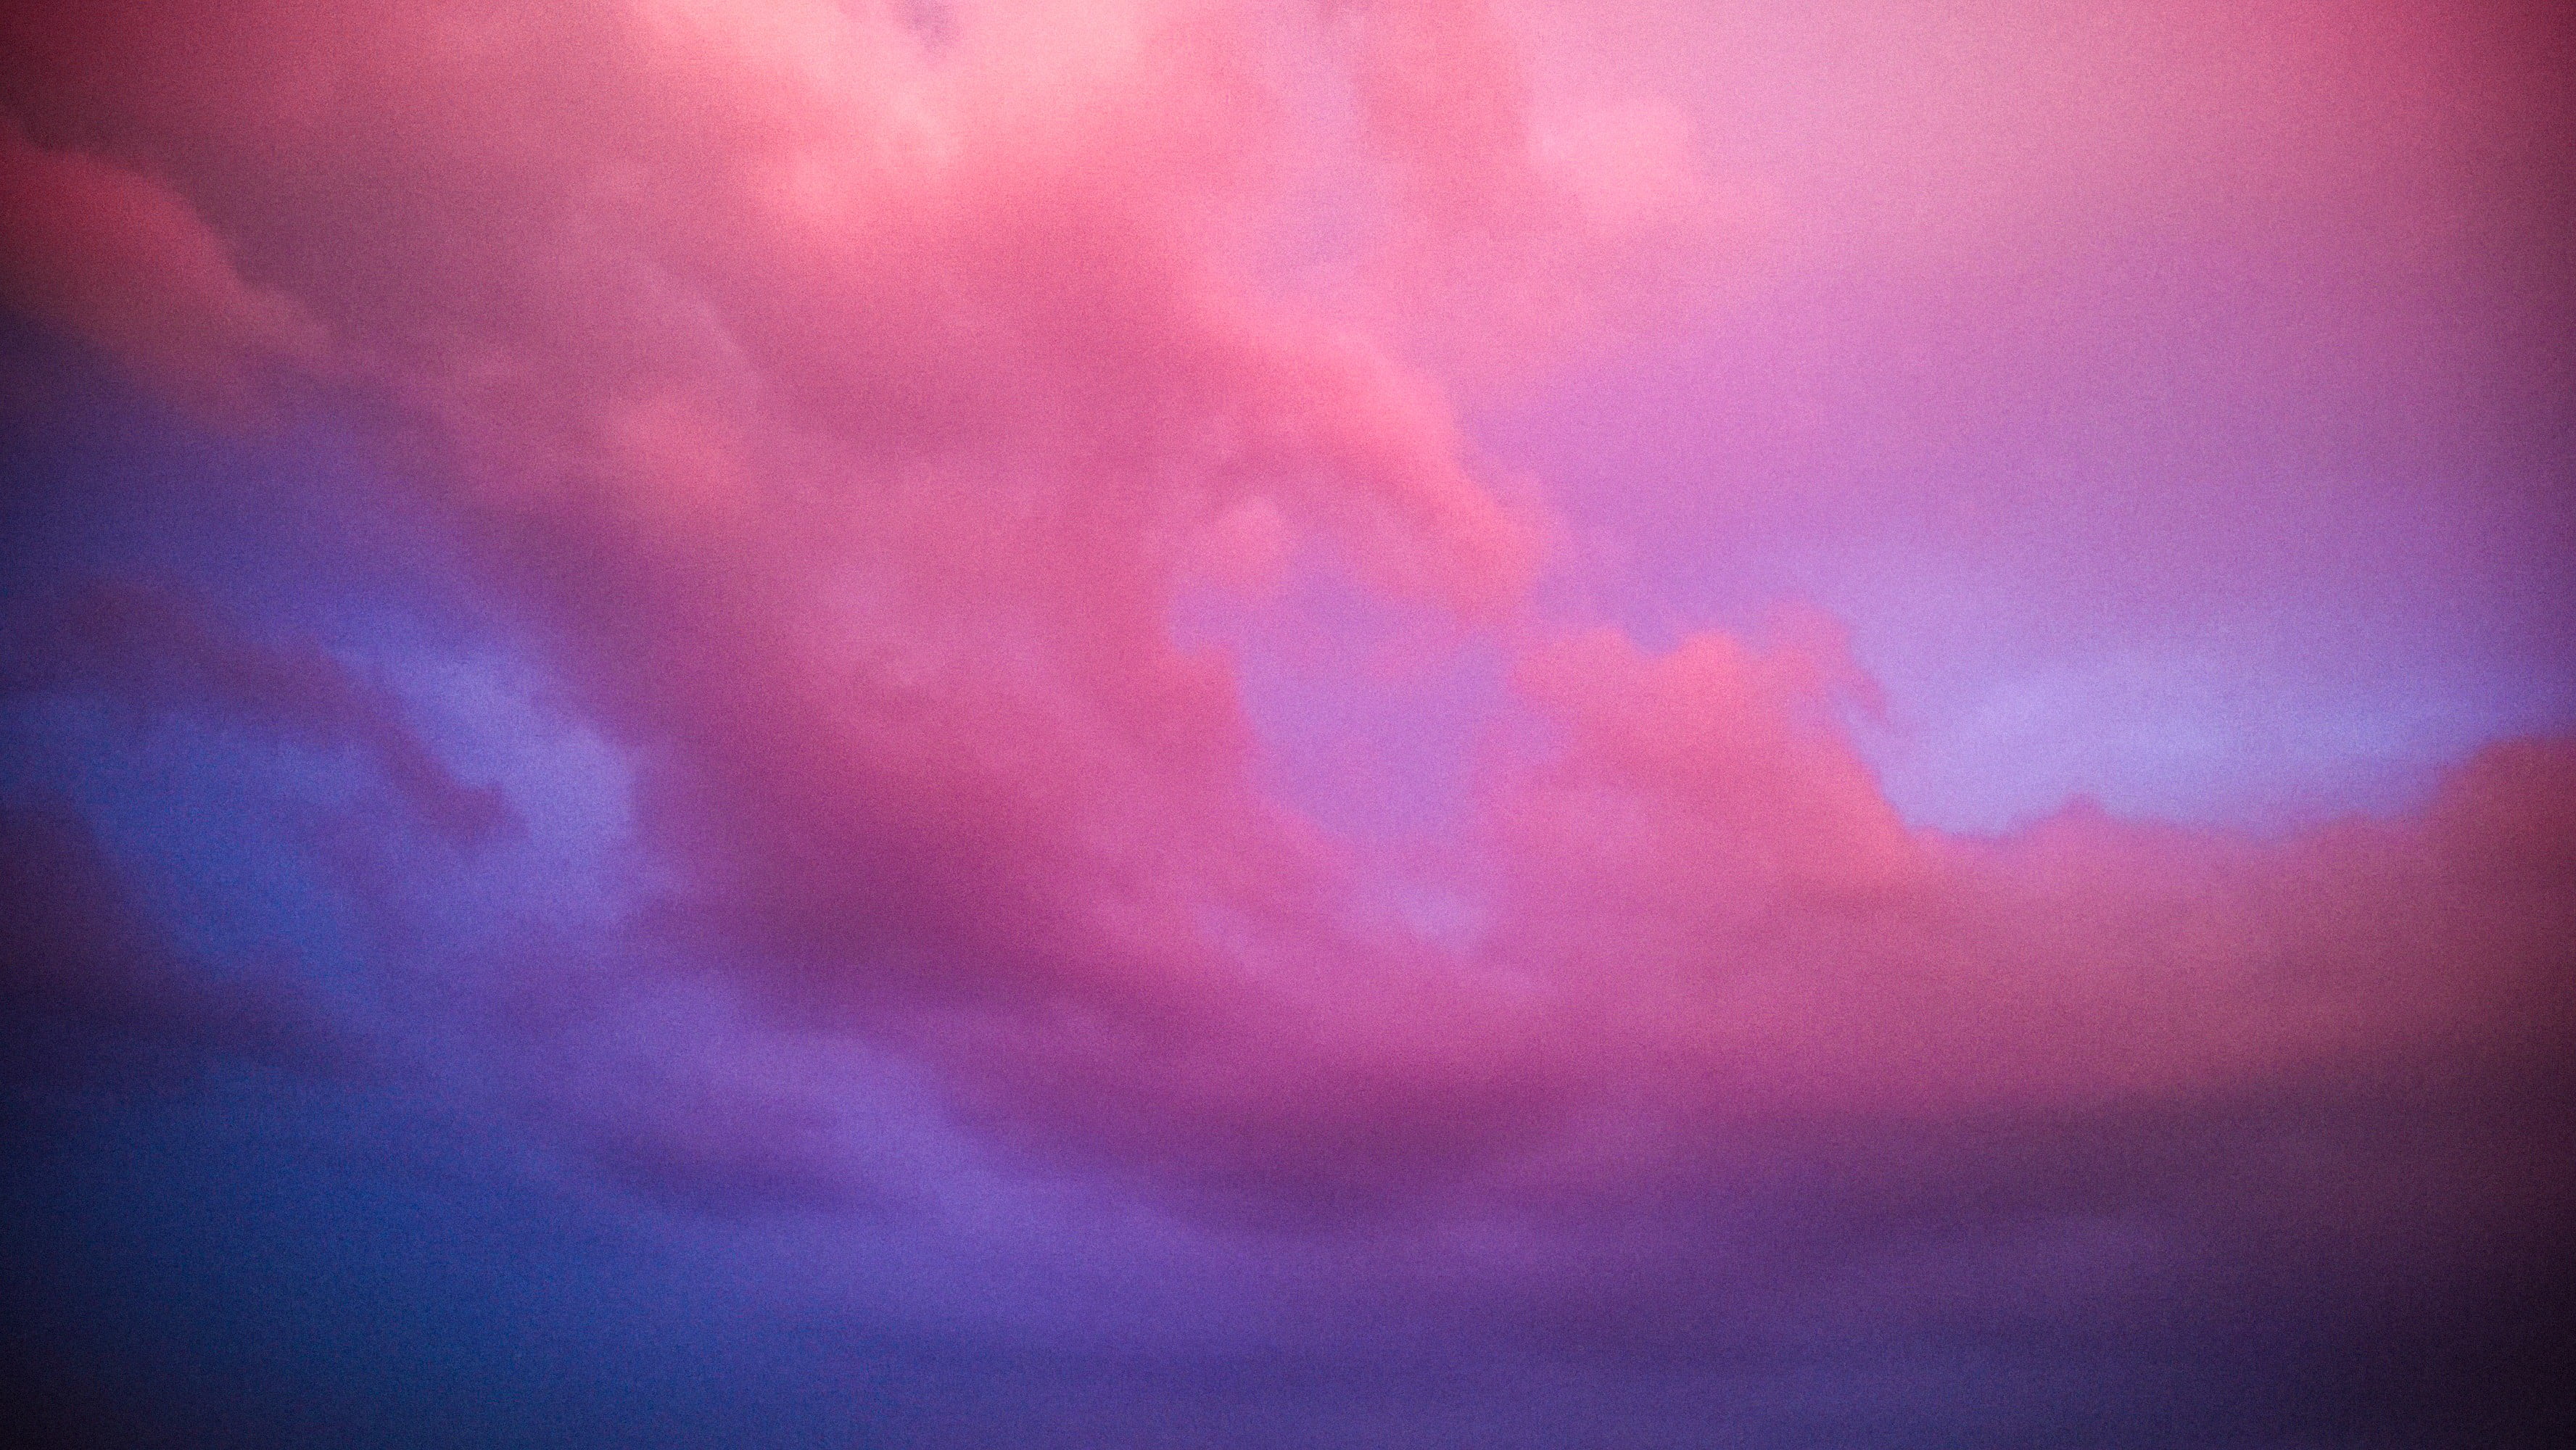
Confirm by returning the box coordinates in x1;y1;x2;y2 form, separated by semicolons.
0;0;2564;1211
0;3;2569;1441
1493;627;2575;1119
1;579;516;845
1333;0;1734;366
0;118;324;417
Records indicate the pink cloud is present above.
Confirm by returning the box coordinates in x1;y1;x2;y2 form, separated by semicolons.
1334;0;1735;367
0;0;2564;1231
0;118;323;415
1493;628;2575;1130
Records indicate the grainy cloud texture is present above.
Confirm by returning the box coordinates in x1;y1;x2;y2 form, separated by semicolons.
3;2;2571;1446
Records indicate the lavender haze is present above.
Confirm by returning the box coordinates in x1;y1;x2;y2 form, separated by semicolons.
3;2;2571;1446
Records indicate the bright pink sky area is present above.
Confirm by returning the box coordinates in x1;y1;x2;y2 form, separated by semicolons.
1233;0;2576;836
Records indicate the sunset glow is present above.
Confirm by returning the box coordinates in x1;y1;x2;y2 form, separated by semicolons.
4;3;2570;1445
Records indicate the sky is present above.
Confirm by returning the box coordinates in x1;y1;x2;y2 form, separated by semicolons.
1;1;2570;1446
